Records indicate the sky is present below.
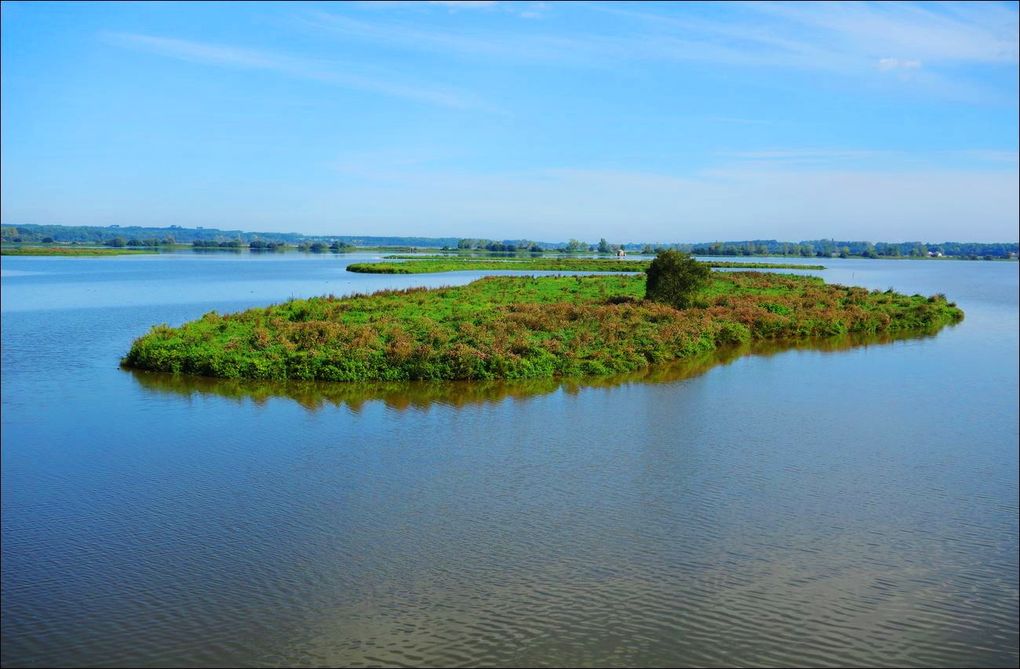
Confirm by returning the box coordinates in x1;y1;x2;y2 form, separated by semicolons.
1;1;1017;243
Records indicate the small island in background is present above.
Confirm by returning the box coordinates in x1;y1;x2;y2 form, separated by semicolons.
345;257;826;273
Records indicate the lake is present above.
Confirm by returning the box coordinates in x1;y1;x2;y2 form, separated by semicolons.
2;252;1017;667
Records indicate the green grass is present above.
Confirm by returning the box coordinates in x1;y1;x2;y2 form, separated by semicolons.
348;257;825;273
128;331;924;409
1;245;154;256
124;272;962;382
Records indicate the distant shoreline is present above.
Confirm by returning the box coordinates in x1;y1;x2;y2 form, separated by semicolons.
2;223;1016;261
3;242;1016;262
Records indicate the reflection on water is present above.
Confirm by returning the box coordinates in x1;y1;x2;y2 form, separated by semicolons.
128;330;945;413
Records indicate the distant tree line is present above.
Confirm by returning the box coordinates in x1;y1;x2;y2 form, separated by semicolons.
248;240;286;251
1;224;308;246
456;239;546;253
453;238;629;254
684;239;1018;259
192;239;245;249
104;236;177;247
2;224;1016;259
296;241;355;253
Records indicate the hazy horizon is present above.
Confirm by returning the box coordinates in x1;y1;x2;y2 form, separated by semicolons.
5;221;1020;247
2;1;1018;242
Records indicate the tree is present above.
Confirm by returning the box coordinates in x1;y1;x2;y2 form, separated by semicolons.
597;238;611;254
644;250;711;309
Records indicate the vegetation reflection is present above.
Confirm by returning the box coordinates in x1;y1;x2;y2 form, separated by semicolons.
127;329;947;413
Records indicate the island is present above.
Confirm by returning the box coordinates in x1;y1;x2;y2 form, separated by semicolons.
346;257;826;274
1;246;154;256
123;269;962;382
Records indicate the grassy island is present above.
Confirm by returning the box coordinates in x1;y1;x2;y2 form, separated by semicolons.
123;272;962;382
1;246;154;256
347;257;825;273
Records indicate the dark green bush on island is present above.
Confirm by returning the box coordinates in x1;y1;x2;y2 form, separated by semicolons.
645;250;712;309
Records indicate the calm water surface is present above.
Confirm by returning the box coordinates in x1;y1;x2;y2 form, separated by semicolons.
2;253;1017;667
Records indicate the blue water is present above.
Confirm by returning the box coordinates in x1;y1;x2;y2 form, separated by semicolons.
2;252;1017;667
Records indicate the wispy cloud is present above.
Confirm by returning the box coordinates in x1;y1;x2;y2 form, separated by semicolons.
596;1;1017;81
951;149;1020;165
715;147;1020;169
302;11;593;63
313;2;1017;101
749;1;1019;65
877;57;922;71
103;32;489;110
717;148;889;165
427;1;498;8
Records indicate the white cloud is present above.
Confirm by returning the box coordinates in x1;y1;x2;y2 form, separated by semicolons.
309;2;1017;101
103;32;489;110
954;149;1020;164
751;1;1019;65
304;11;594;63
877;57;923;71
718;149;886;163
428;1;498;7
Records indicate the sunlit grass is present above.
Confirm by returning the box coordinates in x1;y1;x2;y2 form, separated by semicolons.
123;272;963;382
347;258;825;273
1;246;153;256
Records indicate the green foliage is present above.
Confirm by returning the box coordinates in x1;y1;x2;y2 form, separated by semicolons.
123;272;963;383
0;246;152;256
249;240;285;251
690;239;1019;259
193;239;244;249
644;250;712;309
348;257;824;274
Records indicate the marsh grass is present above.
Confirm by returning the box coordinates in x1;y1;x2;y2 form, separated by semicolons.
348;258;826;273
1;246;153;256
123;272;963;382
127;329;940;411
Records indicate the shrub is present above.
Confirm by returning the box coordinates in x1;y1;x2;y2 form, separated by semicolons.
645;250;711;309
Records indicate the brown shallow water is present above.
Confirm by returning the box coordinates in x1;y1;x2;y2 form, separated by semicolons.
2;253;1017;667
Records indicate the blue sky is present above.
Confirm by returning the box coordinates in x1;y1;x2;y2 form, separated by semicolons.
2;1;1017;242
